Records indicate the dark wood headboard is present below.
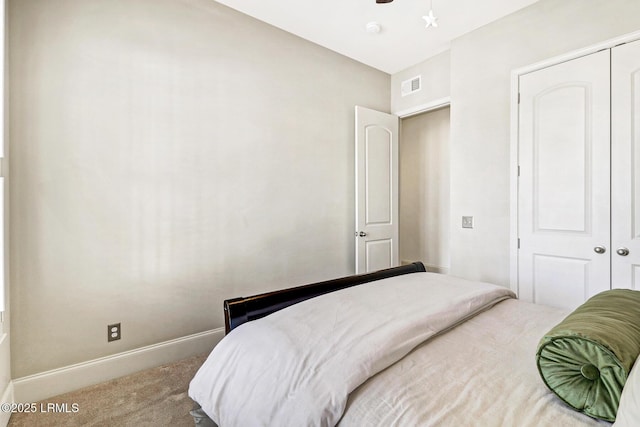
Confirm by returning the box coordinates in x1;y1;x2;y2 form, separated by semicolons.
223;262;427;334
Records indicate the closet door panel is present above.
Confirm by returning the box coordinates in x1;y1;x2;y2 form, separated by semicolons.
612;39;640;290
518;50;611;310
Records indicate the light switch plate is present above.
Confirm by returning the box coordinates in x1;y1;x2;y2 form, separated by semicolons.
462;216;473;229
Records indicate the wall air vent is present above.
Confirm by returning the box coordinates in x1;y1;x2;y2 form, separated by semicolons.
401;75;421;97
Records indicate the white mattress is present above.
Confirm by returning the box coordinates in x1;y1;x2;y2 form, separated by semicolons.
338;298;610;427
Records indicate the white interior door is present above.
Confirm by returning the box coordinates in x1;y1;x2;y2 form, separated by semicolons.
355;106;399;274
612;39;640;290
518;50;611;310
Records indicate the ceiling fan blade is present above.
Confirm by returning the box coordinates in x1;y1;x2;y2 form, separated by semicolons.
376;0;394;3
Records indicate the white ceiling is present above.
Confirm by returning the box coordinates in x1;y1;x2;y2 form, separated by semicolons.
215;0;540;74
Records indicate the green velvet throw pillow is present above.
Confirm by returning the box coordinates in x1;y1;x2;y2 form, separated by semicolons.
536;289;640;422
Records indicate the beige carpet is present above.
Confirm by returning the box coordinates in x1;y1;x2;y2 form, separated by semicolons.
8;353;208;427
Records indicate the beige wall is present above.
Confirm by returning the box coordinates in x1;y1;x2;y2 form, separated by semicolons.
448;0;640;284
399;107;450;273
11;0;640;382
8;0;389;378
391;51;450;115
390;0;640;286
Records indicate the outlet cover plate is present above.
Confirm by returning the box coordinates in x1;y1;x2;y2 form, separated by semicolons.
108;323;121;342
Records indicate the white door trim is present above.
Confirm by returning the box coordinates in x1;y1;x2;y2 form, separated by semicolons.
394;96;451;119
0;381;13;427
509;29;640;296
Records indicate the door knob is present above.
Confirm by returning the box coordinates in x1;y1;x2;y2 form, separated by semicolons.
358;231;367;237
616;247;630;256
594;246;606;254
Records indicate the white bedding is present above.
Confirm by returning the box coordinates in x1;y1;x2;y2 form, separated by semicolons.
189;272;514;427
338;298;610;427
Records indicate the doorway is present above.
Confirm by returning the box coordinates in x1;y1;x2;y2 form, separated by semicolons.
399;106;451;274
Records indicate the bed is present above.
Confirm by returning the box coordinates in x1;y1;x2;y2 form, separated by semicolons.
188;262;640;427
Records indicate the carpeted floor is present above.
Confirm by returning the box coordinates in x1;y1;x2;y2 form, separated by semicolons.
8;353;208;427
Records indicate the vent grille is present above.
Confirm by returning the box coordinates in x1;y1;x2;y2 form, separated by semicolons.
401;75;421;97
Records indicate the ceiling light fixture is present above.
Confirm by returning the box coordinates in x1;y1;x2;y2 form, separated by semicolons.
422;0;438;28
366;22;382;34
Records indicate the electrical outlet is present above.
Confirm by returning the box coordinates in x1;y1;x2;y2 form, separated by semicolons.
108;323;121;342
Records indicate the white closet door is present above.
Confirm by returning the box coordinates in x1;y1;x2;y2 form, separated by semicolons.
612;39;640;290
518;50;611;310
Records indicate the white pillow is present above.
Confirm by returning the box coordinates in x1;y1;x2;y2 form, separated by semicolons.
614;360;640;426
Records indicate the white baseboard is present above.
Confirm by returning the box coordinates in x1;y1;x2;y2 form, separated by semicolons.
13;328;224;404
0;381;13;427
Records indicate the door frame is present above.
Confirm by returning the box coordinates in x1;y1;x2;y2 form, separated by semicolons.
509;29;640;297
0;0;9;423
393;98;452;273
354;98;451;275
398;105;451;275
394;97;451;119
